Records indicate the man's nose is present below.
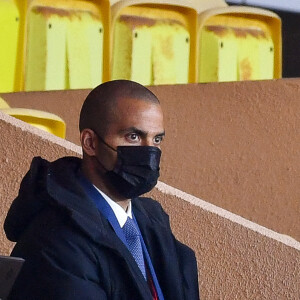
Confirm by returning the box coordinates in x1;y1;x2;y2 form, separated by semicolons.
141;138;153;147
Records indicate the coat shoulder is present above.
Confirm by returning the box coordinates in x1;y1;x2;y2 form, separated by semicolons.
132;196;170;228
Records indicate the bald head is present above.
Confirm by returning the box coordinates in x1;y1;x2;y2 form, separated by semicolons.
79;80;160;137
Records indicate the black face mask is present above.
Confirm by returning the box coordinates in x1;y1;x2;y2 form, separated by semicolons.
95;136;161;199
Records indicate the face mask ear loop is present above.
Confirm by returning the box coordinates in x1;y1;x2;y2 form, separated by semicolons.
89;129;117;172
95;156;110;172
92;130;117;152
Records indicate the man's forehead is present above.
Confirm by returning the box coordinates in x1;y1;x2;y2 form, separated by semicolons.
111;97;162;117
104;97;164;133
115;95;159;106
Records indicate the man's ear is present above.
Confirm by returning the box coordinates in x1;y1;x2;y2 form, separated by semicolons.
80;129;97;156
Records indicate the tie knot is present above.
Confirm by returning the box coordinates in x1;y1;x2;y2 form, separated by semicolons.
123;217;140;239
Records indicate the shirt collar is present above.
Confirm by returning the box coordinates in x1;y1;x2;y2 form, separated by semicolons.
93;185;132;228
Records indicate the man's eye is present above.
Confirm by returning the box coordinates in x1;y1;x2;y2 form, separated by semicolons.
127;133;139;141
154;136;163;145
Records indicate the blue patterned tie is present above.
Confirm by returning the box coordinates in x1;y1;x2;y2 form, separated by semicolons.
122;217;147;279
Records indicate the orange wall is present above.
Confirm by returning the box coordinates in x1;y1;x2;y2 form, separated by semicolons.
2;78;299;241
0;112;299;299
148;183;300;299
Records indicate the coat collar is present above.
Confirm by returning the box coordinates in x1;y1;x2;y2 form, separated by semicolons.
46;157;169;245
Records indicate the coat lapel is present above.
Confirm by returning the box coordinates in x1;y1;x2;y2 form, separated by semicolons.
133;198;185;300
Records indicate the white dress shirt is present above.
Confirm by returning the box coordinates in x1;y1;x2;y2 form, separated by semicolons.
93;185;132;228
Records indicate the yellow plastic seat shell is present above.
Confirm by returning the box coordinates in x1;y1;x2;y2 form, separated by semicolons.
24;0;110;91
0;0;20;92
110;0;198;84
0;107;66;138
110;0;227;12
197;6;282;82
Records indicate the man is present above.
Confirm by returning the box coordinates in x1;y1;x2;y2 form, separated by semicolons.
4;80;199;299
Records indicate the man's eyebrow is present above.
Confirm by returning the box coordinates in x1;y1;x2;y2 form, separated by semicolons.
119;127;165;137
119;127;147;136
156;131;165;137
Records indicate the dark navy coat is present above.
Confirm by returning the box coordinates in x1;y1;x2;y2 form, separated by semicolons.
4;157;199;300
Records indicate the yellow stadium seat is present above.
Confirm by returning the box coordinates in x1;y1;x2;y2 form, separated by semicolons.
25;8;67;91
67;12;104;89
0;107;66;138
111;0;197;85
199;25;238;82
131;26;152;85
0;0;20;92
0;97;10;109
197;6;281;83
24;0;109;91
236;27;273;81
257;33;274;80
151;22;190;85
0;97;66;138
